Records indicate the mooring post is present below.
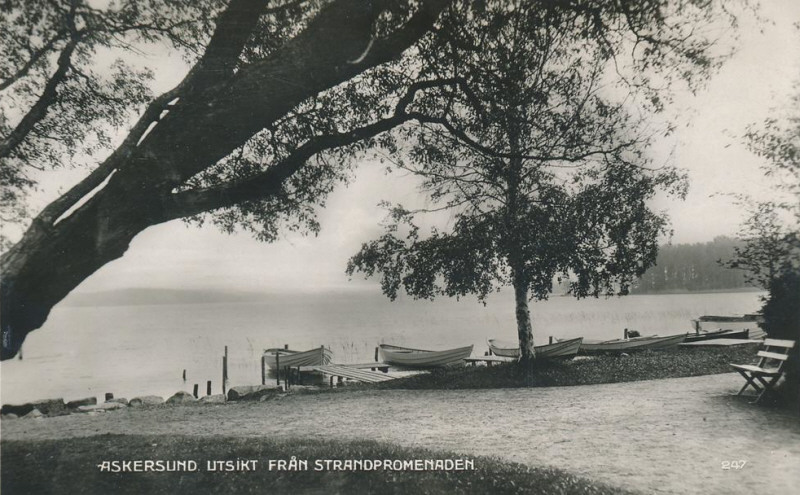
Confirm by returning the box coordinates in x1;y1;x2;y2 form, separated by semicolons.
624;328;629;339
182;369;186;381
276;352;280;387
549;336;553;344
261;355;266;385
284;344;288;350
222;345;228;396
193;384;198;398
207;380;212;396
374;346;379;362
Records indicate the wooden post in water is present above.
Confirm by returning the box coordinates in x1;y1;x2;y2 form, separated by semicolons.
624;328;629;340
284;344;288;350
261;355;266;385
374;346;379;362
222;346;228;396
193;384;198;398
207;381;212;396
275;352;280;387
549;336;553;345
182;369;186;381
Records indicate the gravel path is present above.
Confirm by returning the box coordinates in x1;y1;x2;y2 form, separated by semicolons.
3;373;799;494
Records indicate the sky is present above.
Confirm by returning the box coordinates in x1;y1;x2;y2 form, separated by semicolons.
11;1;800;294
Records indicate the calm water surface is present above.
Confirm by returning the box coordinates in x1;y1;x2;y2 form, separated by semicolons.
0;290;763;404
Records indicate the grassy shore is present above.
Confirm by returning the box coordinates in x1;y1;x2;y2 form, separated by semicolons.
365;344;760;390
1;435;633;495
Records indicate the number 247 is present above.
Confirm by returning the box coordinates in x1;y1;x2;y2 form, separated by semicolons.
721;461;747;470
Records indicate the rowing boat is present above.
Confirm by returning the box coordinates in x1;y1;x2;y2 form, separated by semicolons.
579;333;686;354
692;314;766;339
263;346;332;369
683;328;750;343
487;337;584;359
378;344;473;367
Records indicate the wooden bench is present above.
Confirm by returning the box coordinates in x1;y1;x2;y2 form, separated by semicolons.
731;338;796;404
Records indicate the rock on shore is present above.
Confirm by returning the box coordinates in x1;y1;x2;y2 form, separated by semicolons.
199;394;226;404
129;396;164;407
166;391;196;405
2;399;65;417
67;397;97;409
227;385;279;401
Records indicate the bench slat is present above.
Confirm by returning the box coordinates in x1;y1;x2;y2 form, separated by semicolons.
757;350;790;361
763;338;796;348
730;364;781;375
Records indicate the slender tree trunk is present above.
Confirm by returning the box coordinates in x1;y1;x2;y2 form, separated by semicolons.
512;266;537;366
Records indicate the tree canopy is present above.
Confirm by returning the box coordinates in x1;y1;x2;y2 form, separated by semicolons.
1;0;741;360
346;1;691;362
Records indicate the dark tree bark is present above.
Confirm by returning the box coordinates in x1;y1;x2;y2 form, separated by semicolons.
0;0;450;360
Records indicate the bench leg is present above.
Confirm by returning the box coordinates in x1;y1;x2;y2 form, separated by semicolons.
754;375;781;404
735;371;762;396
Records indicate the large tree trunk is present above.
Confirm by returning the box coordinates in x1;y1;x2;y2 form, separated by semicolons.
0;185;159;360
0;0;450;360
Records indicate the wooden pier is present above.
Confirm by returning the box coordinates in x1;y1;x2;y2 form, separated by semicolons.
278;362;394;388
309;364;396;388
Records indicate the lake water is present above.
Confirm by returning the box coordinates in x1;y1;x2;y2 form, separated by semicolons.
0;290;764;405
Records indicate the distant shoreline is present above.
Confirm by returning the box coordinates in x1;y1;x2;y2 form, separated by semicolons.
62;286;765;308
628;287;763;296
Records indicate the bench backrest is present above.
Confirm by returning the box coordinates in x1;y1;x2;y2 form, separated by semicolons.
757;339;796;370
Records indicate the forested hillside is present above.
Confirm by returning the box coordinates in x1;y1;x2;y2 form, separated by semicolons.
631;237;753;293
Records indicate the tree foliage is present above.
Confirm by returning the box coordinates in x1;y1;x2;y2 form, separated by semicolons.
729;73;800;400
345;0;726;362
0;0;742;359
0;0;222;241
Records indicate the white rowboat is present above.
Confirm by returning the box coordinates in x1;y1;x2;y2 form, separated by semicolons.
487;337;584;359
579;333;686;354
263;346;332;369
379;344;473;367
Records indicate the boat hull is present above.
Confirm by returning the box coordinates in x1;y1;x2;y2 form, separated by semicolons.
487;338;583;359
693;315;765;339
580;333;686;354
263;347;332;369
379;344;473;367
684;328;749;343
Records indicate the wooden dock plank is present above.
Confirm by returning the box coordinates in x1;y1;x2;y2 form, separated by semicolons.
310;365;396;383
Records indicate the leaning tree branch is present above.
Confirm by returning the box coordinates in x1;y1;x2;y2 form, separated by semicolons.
0;29;69;91
0;38;78;160
161;112;417;220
